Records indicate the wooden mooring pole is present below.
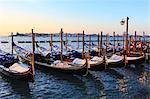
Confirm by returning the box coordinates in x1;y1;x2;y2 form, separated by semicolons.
11;32;13;55
89;34;91;50
113;32;115;54
126;17;129;51
82;30;85;59
50;33;53;52
97;33;100;56
60;28;63;62
65;33;68;50
134;31;137;52
123;32;125;49
100;32;103;56
105;33;108;69
31;29;35;81
77;33;79;49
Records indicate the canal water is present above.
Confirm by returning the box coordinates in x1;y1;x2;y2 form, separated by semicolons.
0;36;150;99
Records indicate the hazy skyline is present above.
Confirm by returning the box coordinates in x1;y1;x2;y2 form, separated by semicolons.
0;0;149;36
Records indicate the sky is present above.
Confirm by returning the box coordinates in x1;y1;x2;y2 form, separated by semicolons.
0;0;149;36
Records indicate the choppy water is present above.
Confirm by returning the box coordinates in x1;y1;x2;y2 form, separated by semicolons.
0;36;150;99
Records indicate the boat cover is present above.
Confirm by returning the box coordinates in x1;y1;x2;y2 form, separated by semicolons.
37;46;50;56
106;54;123;63
90;56;103;64
72;58;86;65
52;60;72;68
9;63;30;73
91;47;99;52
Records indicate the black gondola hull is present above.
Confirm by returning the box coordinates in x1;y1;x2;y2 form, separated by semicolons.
89;63;105;71
19;55;88;76
127;56;145;65
0;67;32;81
37;65;88;76
107;60;125;68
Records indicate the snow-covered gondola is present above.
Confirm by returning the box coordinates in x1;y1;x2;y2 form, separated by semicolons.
0;49;32;81
13;43;88;76
126;52;145;65
0;62;32;80
88;56;105;70
106;54;124;67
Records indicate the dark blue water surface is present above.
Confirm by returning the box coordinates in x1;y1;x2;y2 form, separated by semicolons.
0;36;150;99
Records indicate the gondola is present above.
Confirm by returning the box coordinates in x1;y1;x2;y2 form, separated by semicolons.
125;39;145;65
49;58;88;75
63;42;83;59
104;42;113;53
36;43;61;61
64;41;105;68
115;43;123;52
105;41;124;67
36;43;105;70
13;42;88;76
70;52;105;70
104;33;124;67
104;42;123;53
36;43;75;61
0;62;32;80
36;43;52;57
0;49;32;81
88;56;105;70
0;49;18;66
106;54;124;67
126;52;145;65
13;42;53;64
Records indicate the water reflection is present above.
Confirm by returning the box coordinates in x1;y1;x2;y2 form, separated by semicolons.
10;81;32;99
138;72;148;86
32;69;94;98
0;75;33;99
117;78;127;93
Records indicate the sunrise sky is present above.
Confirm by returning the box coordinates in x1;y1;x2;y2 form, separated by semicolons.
0;0;149;36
